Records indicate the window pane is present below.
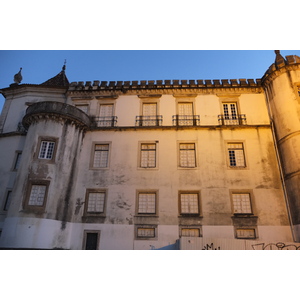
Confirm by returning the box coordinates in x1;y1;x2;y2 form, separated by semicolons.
138;193;156;213
141;144;156;168
87;192;105;213
39;141;55;159
93;144;109;168
179;144;196;167
227;143;245;167
28;185;46;206
143;103;157;116
137;228;155;237
100;105;114;117
181;228;200;237
232;193;252;214
178;103;193;115
180;194;199;214
236;228;255;239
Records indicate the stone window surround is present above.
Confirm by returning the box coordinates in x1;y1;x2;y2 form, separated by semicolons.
89;141;112;169
35;136;58;163
178;191;201;216
83;189;107;217
23;180;50;213
135;190;159;216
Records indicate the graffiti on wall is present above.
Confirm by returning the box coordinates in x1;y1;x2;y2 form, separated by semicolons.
252;242;300;250
202;243;221;250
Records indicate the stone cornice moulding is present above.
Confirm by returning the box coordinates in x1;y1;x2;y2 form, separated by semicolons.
22;101;90;131
67;86;263;98
262;63;300;87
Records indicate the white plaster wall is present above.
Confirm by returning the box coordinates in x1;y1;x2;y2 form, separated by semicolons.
1;88;67;133
0;217;72;249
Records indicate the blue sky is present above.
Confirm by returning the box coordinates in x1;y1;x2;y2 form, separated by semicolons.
1;50;300;112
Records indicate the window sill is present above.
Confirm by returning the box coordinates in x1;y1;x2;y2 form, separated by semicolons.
82;215;106;223
231;214;257;218
134;215;159;225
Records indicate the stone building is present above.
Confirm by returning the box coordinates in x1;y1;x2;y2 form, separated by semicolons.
0;51;300;250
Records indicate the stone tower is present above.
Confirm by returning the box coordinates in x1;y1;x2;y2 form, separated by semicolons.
262;51;300;242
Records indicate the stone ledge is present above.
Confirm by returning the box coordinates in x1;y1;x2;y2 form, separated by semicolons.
22;101;90;130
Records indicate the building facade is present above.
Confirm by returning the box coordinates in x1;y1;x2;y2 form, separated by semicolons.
0;51;300;250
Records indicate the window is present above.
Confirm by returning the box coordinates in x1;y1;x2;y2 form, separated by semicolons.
227;143;246;167
3;190;12;211
85;191;106;214
140;143;156;168
141;103;158;126
176;102;194;126
181;228;200;237
28;185;47;206
178;102;193;116
223;103;238;125
232;193;252;214
38;141;55;160
83;231;100;250
92;144;109;168
179;193;200;215
98;104;115;127
76;104;89;114
24;181;49;211
179;143;196;168
143;103;157;116
137;192;156;214
136;226;156;239
236;228;256;239
12;151;22;170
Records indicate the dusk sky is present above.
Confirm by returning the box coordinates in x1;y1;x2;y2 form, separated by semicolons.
1;50;300;113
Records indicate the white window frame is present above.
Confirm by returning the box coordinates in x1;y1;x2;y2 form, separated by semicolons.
86;191;106;214
236;228;256;239
28;184;47;206
181;228;201;237
179;192;200;215
140;143;157;168
232;193;252;214
179;143;196;168
38;141;55;160
137;192;157;214
91;143;110;168
136;225;157;239
227;142;246;168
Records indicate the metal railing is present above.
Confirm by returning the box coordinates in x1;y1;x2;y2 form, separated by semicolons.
172;115;200;126
218;114;247;125
91;116;118;127
135;115;163;126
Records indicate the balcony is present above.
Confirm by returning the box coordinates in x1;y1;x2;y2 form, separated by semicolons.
91;116;118;128
135;115;163;126
172;115;200;126
218;114;247;126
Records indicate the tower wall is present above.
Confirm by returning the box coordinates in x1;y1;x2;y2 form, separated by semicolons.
262;54;300;241
0;101;90;249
